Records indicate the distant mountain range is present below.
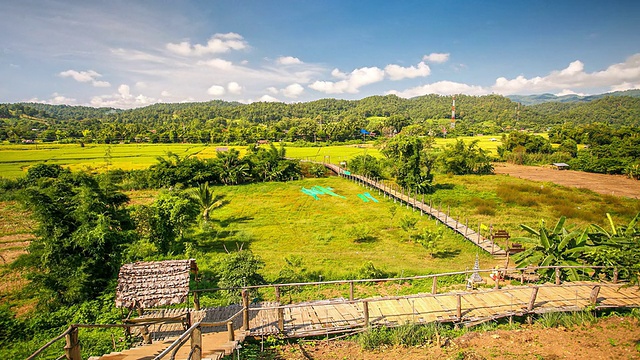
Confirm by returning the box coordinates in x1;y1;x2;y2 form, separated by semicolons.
507;89;640;105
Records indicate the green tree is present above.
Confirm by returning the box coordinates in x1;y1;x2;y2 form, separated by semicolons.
440;139;494;175
189;182;222;224
18;172;135;306
381;135;436;194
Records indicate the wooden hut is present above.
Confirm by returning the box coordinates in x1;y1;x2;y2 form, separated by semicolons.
115;259;198;309
552;162;570;170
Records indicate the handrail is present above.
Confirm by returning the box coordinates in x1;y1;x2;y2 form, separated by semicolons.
191;265;623;293
26;326;74;360
153;321;202;360
27;315;189;360
247;281;628;312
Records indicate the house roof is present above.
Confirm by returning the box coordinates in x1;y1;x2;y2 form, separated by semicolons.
115;259;197;309
552;163;570;167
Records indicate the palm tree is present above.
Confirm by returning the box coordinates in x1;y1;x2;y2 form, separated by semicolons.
189;182;221;223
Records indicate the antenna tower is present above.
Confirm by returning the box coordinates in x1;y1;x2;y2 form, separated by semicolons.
450;95;456;128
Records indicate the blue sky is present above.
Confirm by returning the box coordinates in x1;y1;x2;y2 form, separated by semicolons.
1;0;640;108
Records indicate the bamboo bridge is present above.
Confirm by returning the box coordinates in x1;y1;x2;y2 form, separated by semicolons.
322;162;508;256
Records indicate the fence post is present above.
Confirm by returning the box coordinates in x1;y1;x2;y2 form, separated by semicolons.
278;307;285;332
456;294;462;321
590;285;601;306
363;301;370;327
431;276;437;294
555;268;561;285
520;269;525;284
190;323;202;360
613;268;618;284
274;286;281;303
527;287;539;312
349;281;354;301
465;219;468;236
193;291;200;311
477;222;481;243
242;289;250;331
494;272;500;289
64;326;81;360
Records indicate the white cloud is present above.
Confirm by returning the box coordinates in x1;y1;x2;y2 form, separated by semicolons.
89;84;159;108
310;66;385;94
423;53;450;64
385;61;431;80
387;81;487;98
266;86;279;94
555;89;585;97
166;33;247;56
282;83;305;98
258;94;279;102
59;69;111;87
50;93;76;104
492;54;640;94
609;82;640;92
160;90;171;97
277;56;303;65
331;68;348;79
197;58;234;70
227;82;243;95
207;85;225;96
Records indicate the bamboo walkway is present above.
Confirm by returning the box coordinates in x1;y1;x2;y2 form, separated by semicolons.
245;282;640;338
322;163;507;256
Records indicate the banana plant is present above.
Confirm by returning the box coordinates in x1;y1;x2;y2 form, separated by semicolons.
587;213;639;283
512;216;592;282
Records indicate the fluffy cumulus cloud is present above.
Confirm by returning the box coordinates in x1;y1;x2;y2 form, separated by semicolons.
276;56;303;65
387;81;487;98
267;83;304;98
197;58;234;70
492;54;640;94
384;61;431;80
166;33;247;56
90;84;159;108
207;85;225;96
59;69;111;87
310;66;385;94
257;94;279;102
227;81;243;95
422;53;450;64
28;93;78;105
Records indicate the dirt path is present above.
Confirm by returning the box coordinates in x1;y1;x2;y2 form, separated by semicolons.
277;316;640;359
493;163;640;199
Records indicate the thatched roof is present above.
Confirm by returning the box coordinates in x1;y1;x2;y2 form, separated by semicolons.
115;259;197;309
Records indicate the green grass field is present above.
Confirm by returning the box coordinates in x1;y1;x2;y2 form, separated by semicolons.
0;137;503;179
180;176;499;280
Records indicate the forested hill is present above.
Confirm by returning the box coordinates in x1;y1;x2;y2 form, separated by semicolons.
1;94;638;143
508;89;640;105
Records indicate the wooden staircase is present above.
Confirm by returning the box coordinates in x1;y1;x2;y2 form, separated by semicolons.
89;330;244;360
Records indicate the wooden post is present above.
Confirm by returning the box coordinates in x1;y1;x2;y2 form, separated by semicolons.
278;307;284;332
64;326;81;360
555;267;561;285
190;323;202;360
494;272;500;289
275;286;281;303
431;276;437;294
613;268;618;284
590;286;601;306
138;308;151;344
527;287;539;312
363;301;370;327
477;222;481;243
242;289;250;331
465;219;468;236
520;269;525;284
227;321;235;342
456;294;462;320
349;281;354;301
447;205;450;218
193;291;200;311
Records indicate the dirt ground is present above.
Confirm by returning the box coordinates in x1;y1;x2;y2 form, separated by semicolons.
493;163;640;199
277;316;640;360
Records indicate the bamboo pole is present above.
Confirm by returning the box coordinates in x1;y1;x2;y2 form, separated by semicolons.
190;324;202;360
431;277;437;294
363;301;370;327
590;286;601;306
64;327;81;360
527;287;539;312
227;321;235;342
242;289;250;331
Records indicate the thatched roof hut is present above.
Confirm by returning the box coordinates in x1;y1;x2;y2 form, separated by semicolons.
115;259;198;309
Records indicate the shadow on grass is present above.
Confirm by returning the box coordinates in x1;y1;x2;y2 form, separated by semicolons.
213;215;253;228
354;236;378;243
435;183;455;190
432;249;461;258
